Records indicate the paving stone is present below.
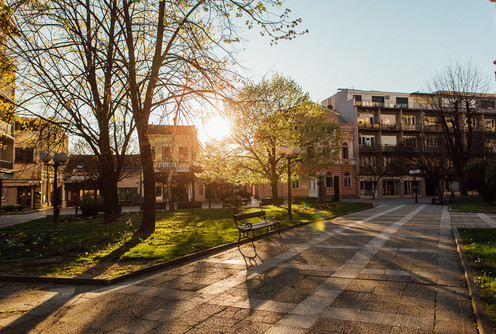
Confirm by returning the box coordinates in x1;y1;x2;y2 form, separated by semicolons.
0;204;480;333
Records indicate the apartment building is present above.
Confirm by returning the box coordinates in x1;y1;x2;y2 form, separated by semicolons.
322;89;496;198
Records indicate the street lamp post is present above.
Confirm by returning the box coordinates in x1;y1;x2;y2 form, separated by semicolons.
41;152;68;228
70;165;85;215
279;146;301;220
409;169;421;204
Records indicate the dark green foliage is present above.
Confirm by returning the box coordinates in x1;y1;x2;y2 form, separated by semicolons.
1;204;24;213
223;194;245;213
80;195;104;217
464;159;496;204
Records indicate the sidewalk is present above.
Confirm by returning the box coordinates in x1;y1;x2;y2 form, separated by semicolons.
0;203;485;333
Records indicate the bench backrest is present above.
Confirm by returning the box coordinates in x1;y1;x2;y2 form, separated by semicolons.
233;210;266;225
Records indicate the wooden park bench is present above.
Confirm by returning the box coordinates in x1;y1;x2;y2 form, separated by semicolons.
232;210;281;242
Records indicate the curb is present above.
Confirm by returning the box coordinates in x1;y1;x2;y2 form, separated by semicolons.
453;227;495;334
0;203;373;286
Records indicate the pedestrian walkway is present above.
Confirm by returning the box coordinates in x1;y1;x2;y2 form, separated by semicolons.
0;204;490;333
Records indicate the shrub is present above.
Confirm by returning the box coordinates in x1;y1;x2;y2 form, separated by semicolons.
465;159;496;204
223;195;245;213
2;204;24;213
80;195;104;217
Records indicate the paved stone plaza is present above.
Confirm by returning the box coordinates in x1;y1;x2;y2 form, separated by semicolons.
1;203;494;333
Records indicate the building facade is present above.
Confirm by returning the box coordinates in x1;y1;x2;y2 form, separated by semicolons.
253;109;359;201
323;89;496;198
3;118;68;208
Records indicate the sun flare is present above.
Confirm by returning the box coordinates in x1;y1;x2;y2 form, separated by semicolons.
203;117;231;141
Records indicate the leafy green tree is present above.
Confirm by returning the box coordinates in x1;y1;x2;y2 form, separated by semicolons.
465;159;495;204
224;74;341;203
8;0;306;232
196;139;241;208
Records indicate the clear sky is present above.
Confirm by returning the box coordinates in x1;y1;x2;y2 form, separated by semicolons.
235;0;496;102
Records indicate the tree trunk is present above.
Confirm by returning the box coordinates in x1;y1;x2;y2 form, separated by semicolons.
137;125;156;233
270;179;279;205
101;164;120;223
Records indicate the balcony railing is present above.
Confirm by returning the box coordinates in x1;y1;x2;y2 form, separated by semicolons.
357;101;413;109
157;161;177;170
359;144;398;152
0;159;13;170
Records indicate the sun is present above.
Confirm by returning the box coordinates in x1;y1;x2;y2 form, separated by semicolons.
202;117;231;141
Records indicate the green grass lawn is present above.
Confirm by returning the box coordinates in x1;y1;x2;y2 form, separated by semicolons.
459;228;496;326
0;202;369;279
450;196;496;213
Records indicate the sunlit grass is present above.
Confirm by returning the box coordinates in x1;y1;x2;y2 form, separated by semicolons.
459;228;496;326
0;202;369;279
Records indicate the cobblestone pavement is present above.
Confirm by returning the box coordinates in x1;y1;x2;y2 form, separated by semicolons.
1;204;493;333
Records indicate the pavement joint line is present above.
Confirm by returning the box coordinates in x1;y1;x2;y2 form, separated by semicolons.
267;205;427;332
476;213;496;228
196;205;407;298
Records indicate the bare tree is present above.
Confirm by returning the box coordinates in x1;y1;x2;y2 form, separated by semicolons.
426;62;490;195
8;0;137;222
117;1;306;232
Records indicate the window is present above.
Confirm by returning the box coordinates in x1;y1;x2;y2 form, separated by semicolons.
402;115;416;126
161;146;172;160
178;146;189;162
396;97;409;108
360;136;375;146
425;136;440;148
481;100;495;109
199;185;204;196
354;95;362;106
291;179;300;189
381;135;397;146
344;172;352;188
358;113;374;124
380;114;396;125
342;142;349;160
466;118;477;127
486;119;496;128
424;116;437;125
15;148;33;163
326;173;333;187
372;96;385;107
118;188;138;201
403;136;417;147
155;184;162;197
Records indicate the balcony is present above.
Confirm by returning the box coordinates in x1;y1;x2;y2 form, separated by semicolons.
156;161;177;170
423;124;442;132
380;124;401;131
359;145;398;153
0;159;13;170
358;123;380;129
401;124;418;131
358;101;412;109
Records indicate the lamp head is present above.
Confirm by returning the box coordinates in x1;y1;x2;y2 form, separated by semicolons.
53;152;68;164
40;152;52;163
